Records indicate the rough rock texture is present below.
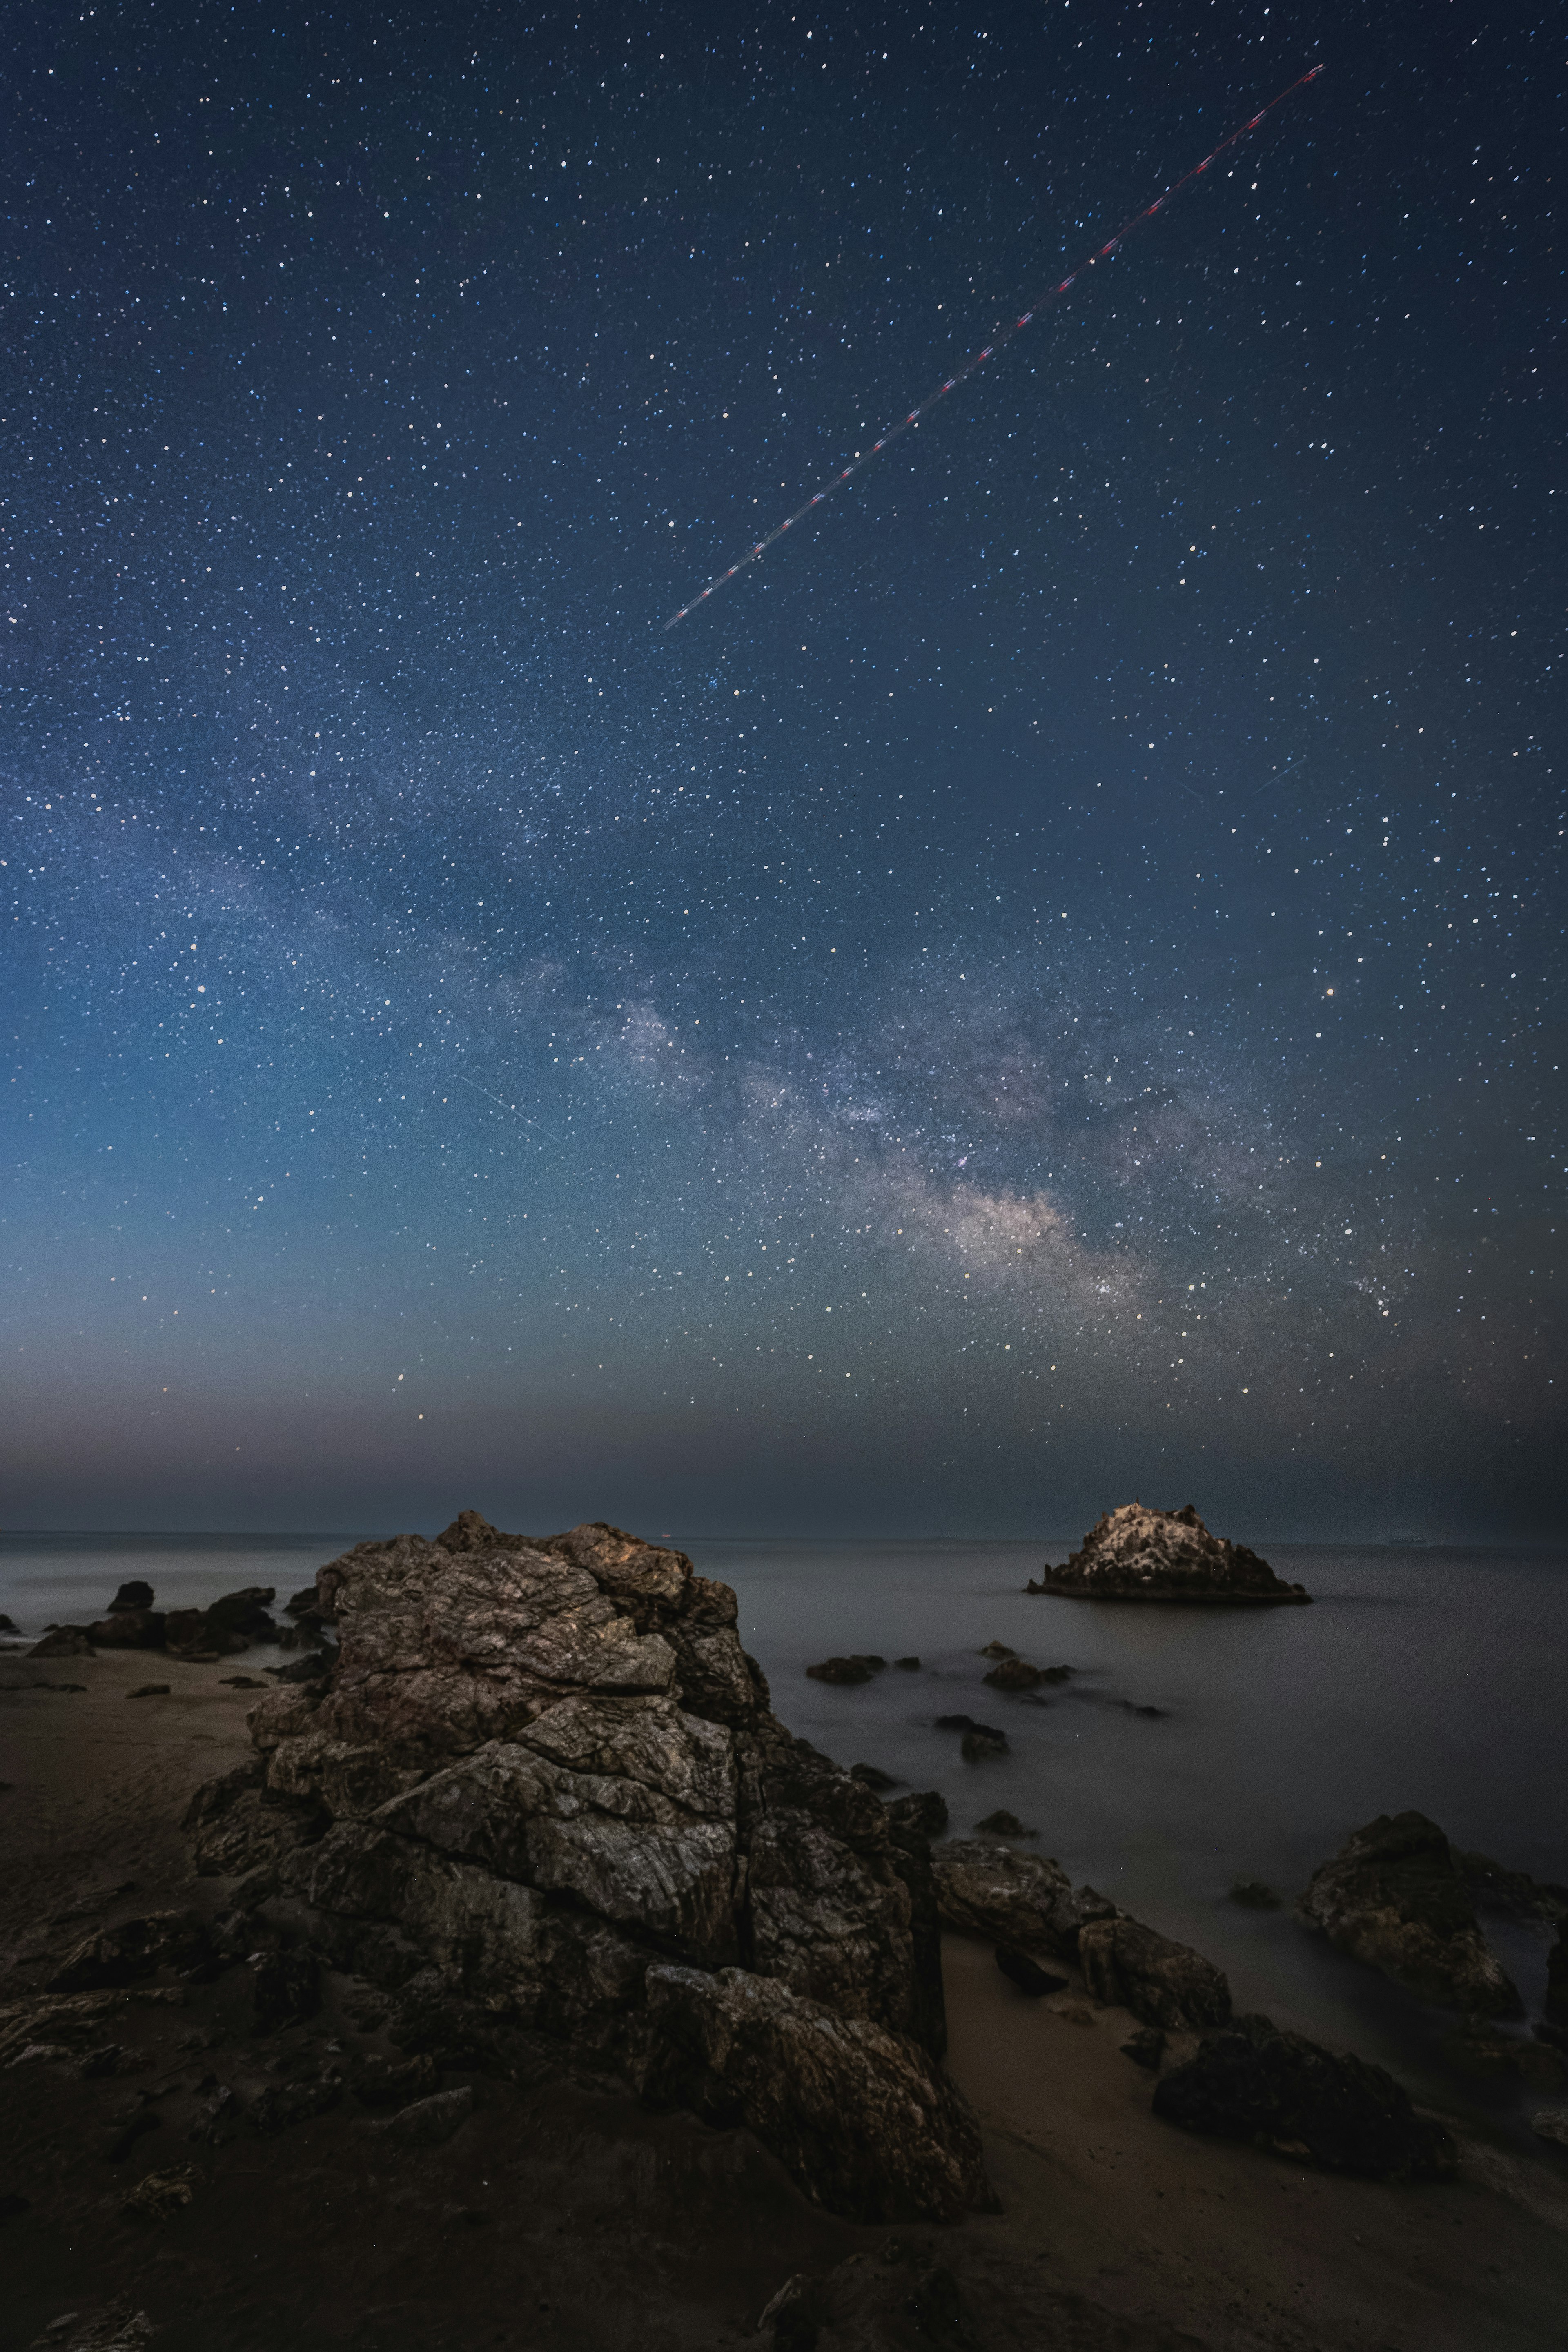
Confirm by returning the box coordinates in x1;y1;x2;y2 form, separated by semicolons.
1298;1812;1523;2016
1153;2012;1457;2179
931;1842;1118;1959
190;1510;984;2220
1077;1915;1233;2031
1458;1851;1568;1924
88;1610;166;1649
47;1911;210;1995
1028;1503;1311;1604
29;1627;96;1658
886;1791;948;1841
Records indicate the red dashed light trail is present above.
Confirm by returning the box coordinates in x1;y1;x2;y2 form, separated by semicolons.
663;65;1324;629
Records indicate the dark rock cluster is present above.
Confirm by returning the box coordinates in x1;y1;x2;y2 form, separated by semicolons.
1152;2013;1457;2180
1027;1503;1312;1604
187;1510;993;2222
1298;1811;1523;2016
27;1579;302;1663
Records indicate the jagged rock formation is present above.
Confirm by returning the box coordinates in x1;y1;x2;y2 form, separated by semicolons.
192;1510;989;2221
1153;2013;1457;2179
1027;1503;1311;1604
1298;1811;1523;2017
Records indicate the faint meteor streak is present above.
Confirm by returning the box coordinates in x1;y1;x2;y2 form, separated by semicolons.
454;1072;565;1142
663;66;1324;628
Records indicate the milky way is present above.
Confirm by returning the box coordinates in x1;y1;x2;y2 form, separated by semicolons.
3;1;1560;1536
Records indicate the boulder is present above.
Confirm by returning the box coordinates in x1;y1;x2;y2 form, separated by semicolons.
1298;1812;1522;2016
0;1612;19;1635
1153;2012;1457;2179
107;1581;155;1614
29;1627;95;1658
1029;1503;1311;1604
982;1659;1047;1691
893;1656;921;1671
1077;1915;1232;2031
186;1511;987;2221
961;1727;1008;1762
931;1841;1117;1958
87;1610;165;1649
806;1656;880;1686
164;1585;279;1659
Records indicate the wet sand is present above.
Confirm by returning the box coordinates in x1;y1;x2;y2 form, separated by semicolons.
2;1645;1566;2350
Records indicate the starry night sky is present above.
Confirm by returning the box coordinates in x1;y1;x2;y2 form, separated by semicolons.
3;0;1561;1537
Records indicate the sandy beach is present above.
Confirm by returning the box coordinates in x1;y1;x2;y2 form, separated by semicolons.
3;1643;1566;2352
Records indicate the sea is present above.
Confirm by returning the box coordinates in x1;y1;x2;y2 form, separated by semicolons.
4;1526;1564;2136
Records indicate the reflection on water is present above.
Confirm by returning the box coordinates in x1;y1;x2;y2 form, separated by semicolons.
4;1526;1564;2132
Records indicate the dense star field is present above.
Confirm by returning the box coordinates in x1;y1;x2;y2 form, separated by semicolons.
3;0;1561;1535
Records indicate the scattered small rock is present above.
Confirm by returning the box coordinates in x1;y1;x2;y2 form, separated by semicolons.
1229;1879;1281;1909
978;1642;1016;1660
961;1726;1008;1762
982;1658;1048;1691
893;1656;921;1671
126;1685;171;1700
33;1682;87;1693
372;2082;474;2145
218;1675;266;1689
120;2164;199;2221
806;1656;878;1686
973;1810;1035;1838
1121;2026;1167;2070
849;1763;899;1791
995;1947;1066;1998
262;1650;332;1684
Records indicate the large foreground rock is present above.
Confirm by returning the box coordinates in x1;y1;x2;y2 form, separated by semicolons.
192;1510;982;2220
1299;1811;1522;2016
1028;1503;1310;1604
1153;2012;1457;2179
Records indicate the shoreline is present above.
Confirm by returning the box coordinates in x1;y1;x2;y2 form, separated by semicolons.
2;1647;1566;2349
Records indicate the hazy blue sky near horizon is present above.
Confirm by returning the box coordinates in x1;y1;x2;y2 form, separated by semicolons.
3;0;1561;1539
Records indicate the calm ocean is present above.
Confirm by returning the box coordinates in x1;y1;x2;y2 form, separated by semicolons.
5;1526;1564;2130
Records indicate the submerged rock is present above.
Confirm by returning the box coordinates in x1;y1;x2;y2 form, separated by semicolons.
1153;2012;1457;2179
1078;1915;1232;2031
805;1655;882;1686
1028;1503;1311;1605
188;1511;987;2221
982;1658;1048;1691
973;1810;1035;1839
1298;1812;1523;2017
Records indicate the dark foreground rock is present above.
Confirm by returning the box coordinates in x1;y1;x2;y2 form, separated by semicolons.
1299;1811;1523;2016
164;1585;280;1659
189;1510;989;2221
1153;2013;1458;2179
29;1627;96;1658
1027;1503;1311;1604
1078;1915;1232;2032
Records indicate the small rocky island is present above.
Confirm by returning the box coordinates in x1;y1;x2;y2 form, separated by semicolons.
1027;1502;1312;1605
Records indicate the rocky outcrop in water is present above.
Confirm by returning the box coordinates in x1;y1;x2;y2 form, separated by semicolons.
1298;1811;1523;2016
1153;2012;1457;2179
1027;1503;1311;1604
191;1510;989;2221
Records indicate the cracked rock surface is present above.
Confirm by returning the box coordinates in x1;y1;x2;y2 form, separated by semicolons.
192;1510;987;2220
